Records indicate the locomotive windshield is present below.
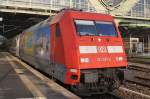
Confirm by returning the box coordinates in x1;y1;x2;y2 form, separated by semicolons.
75;20;97;36
95;21;117;36
75;20;117;36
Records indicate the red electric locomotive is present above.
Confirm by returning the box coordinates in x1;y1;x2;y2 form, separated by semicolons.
14;9;127;95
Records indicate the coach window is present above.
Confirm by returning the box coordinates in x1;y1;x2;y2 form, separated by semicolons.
56;23;61;37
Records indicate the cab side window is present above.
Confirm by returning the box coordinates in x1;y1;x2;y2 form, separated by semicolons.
56;23;61;37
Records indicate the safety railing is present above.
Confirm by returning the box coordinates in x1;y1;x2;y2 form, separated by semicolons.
0;0;95;14
0;0;150;19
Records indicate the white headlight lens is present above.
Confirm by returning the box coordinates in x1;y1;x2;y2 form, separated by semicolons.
70;69;77;73
116;56;123;61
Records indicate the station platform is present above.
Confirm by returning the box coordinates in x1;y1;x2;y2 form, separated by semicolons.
0;52;80;99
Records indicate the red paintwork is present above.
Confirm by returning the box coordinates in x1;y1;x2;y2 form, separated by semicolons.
50;10;127;85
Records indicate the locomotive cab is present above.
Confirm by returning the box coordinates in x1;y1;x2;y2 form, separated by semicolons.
51;10;127;94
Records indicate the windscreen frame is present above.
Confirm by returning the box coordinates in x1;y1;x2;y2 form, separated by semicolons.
74;19;118;37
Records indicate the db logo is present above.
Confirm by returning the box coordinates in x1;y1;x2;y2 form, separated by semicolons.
97;46;107;53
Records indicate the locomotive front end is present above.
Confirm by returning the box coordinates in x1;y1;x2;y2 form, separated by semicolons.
73;19;127;94
59;10;127;95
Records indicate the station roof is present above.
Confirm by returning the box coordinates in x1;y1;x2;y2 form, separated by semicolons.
0;12;48;39
119;22;150;38
0;11;150;39
120;23;150;28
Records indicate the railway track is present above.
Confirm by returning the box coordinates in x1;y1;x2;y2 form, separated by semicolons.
128;62;150;72
82;93;121;99
128;57;150;64
128;65;150;73
117;87;150;99
121;62;150;98
126;62;150;87
81;86;150;99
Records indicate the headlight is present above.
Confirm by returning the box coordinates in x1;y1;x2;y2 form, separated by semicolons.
70;69;77;73
116;56;123;61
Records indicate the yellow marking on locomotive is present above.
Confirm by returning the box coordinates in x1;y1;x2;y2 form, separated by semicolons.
24;32;34;55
